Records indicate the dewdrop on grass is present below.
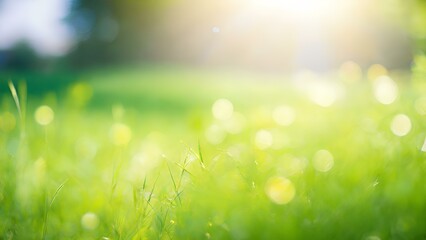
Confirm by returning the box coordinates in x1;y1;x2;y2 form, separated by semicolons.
265;176;295;204
110;123;132;146
81;212;99;230
35;105;54;126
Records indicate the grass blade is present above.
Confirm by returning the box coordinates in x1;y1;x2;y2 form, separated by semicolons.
50;179;68;207
198;140;204;164
8;80;22;120
42;179;68;239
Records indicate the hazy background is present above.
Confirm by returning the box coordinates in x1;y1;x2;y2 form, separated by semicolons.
0;0;423;73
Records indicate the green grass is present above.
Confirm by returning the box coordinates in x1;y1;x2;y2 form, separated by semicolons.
1;67;426;239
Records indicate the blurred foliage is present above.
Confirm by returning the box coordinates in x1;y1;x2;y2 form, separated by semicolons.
1;67;426;239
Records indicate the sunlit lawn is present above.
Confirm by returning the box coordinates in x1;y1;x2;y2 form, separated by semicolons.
1;66;426;239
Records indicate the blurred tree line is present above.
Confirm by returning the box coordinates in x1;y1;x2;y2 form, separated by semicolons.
0;0;425;71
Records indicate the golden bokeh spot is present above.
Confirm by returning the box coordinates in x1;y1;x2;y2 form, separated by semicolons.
373;76;398;105
205;124;226;145
212;98;234;120
339;61;362;83
365;236;381;240
0;112;16;132
265;176;296;205
272;106;295;126
110;123;132;146
69;82;93;106
390;114;411;137
255;130;273;150
223;112;246;134
313;149;334;172
308;82;339;107
367;64;388;82
81;212;99;230
414;96;426;115
34;157;46;186
281;155;307;176
34;105;54;126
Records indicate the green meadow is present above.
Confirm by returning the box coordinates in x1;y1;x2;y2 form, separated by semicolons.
1;66;426;239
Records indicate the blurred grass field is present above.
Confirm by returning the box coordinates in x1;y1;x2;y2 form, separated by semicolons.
1;66;426;239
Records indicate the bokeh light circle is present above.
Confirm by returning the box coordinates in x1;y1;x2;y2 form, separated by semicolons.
313;149;334;172
390;114;411;137
265;176;296;204
35;105;54;126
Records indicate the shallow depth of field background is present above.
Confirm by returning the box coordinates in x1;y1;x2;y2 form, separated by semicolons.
1;0;426;239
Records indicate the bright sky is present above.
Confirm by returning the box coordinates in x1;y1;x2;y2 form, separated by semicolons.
0;0;74;56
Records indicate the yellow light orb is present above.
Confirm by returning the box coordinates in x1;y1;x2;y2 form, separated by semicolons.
281;155;307;176
421;137;426;152
81;212;99;230
313;149;334;172
34;105;54;126
308;83;339;107
272;106;295;126
69;82;93;106
373;76;398;105
255;130;273;150
367;64;388;82
212;98;234;120
0;112;16;132
339;61;362;83
265;176;296;205
390;114;411;137
110;123;132;146
365;236;381;240
205;124;226;145
223;112;246;134
414;96;426;115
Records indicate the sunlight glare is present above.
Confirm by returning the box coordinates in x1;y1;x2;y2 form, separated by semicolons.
249;0;337;21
